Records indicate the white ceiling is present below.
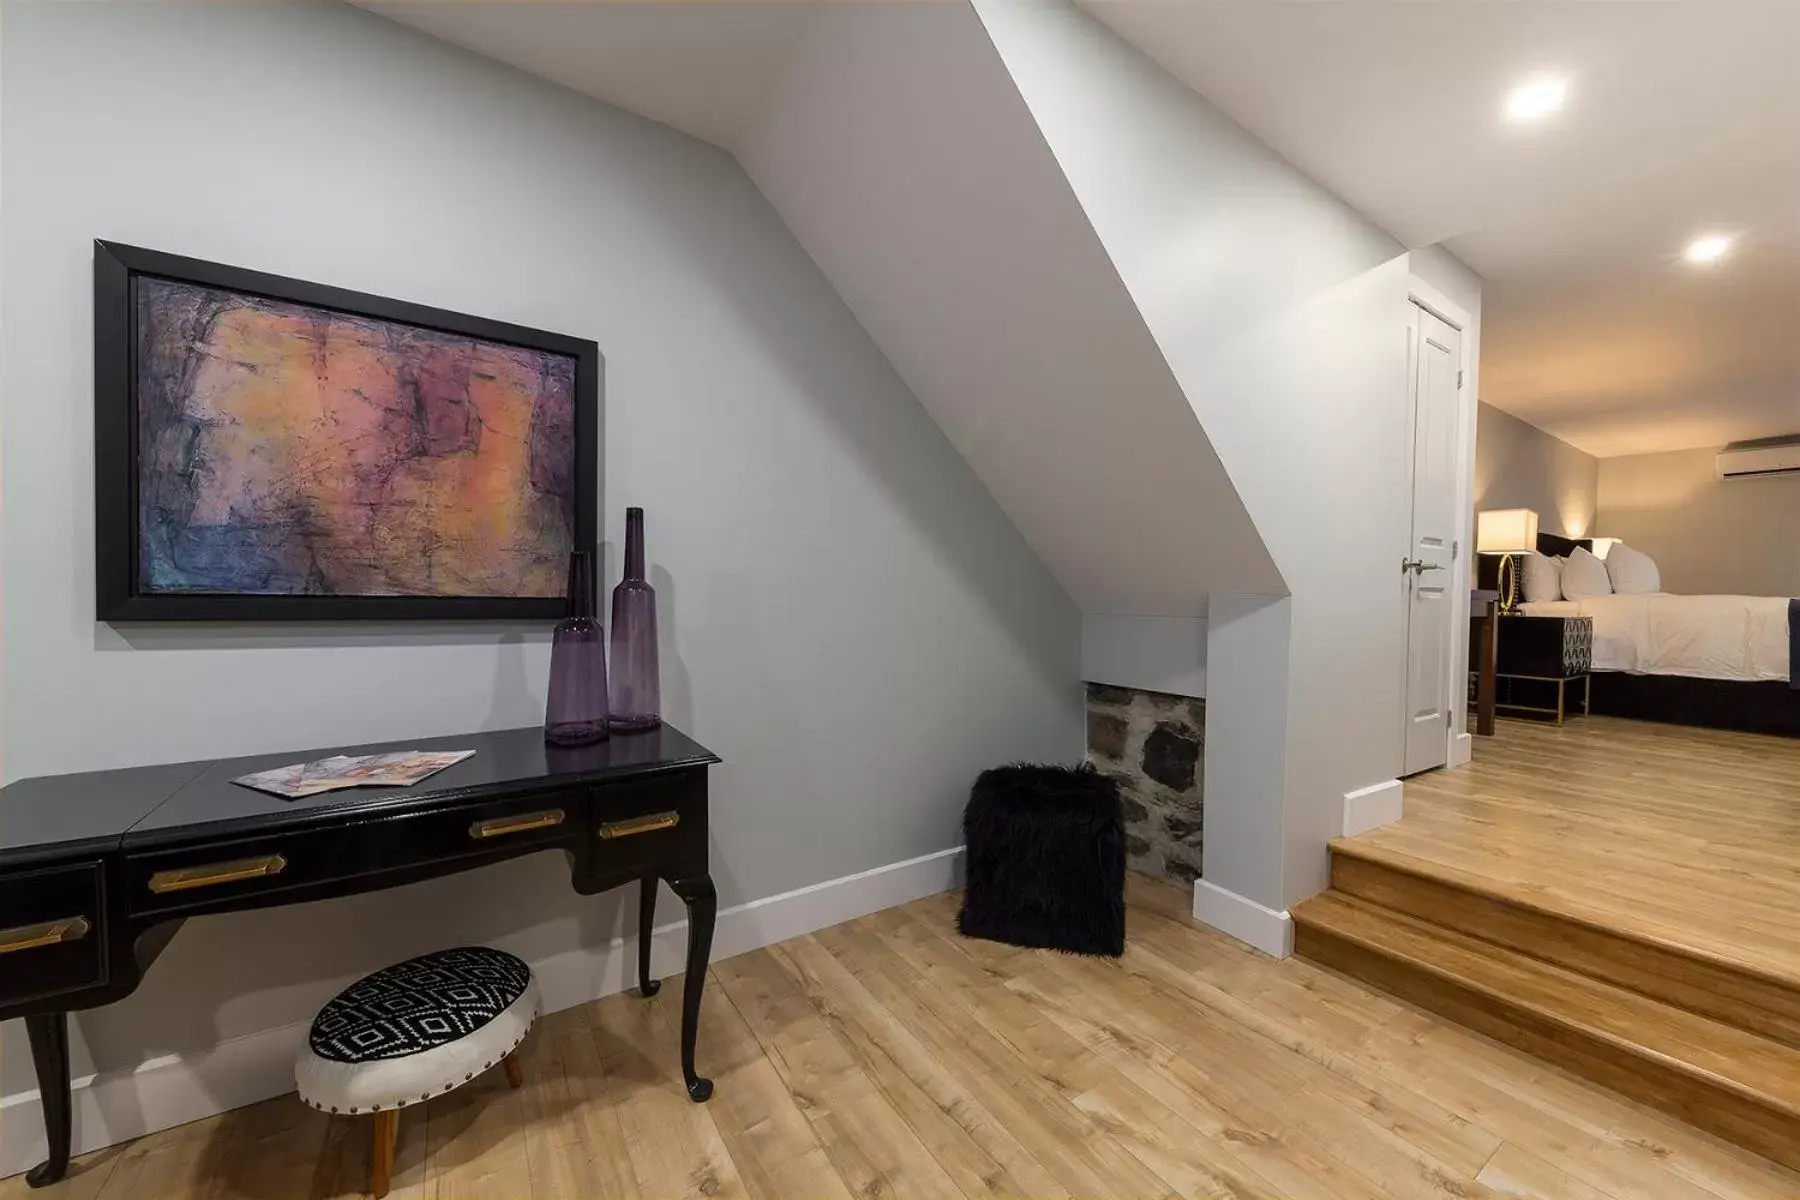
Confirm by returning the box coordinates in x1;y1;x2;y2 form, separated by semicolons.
1078;0;1800;458
361;2;817;150
368;0;1800;459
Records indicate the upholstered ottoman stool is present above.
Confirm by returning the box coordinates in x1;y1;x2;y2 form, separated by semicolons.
958;762;1125;956
296;946;538;1198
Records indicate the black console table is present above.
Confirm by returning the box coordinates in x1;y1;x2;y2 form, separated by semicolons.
0;725;720;1188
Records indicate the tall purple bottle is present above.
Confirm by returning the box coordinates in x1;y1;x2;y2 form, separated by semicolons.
609;508;661;731
545;549;609;745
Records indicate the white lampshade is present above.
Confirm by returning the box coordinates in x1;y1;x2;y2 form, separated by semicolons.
1476;508;1539;554
1588;537;1620;559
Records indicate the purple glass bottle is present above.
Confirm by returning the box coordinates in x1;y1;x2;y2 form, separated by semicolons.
608;508;661;731
545;549;609;746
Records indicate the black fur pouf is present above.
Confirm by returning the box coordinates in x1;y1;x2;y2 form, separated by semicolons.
957;762;1125;957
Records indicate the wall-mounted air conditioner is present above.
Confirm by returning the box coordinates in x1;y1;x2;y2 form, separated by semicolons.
1716;438;1800;479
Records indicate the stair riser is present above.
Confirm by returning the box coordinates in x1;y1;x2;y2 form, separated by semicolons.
1294;921;1800;1174
1331;852;1800;1050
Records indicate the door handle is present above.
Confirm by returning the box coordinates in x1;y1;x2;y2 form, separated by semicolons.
1401;559;1445;575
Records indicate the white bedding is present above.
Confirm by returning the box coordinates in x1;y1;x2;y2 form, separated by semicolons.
1518;593;1790;682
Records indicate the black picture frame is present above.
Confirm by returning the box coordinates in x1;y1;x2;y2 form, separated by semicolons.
94;241;600;622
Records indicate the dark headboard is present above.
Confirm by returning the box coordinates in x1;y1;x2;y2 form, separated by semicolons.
1537;532;1592;558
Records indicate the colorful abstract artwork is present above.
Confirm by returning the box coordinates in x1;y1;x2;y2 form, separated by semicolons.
134;277;579;602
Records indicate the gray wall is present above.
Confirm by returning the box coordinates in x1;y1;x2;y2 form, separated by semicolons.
1080;614;1208;699
0;2;1079;1101
976;0;1416;910
1476;402;1601;540
1598;447;1800;596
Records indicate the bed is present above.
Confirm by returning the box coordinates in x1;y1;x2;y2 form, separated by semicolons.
1516;593;1788;682
1498;533;1800;737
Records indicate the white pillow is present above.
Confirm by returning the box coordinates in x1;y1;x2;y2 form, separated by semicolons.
1520;553;1563;603
1605;542;1661;594
1560;546;1613;600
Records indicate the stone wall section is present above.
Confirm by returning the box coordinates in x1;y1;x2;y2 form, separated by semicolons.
1084;683;1204;883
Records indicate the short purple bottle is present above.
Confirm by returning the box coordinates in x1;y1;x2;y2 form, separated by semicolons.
609;507;661;731
545;549;609;746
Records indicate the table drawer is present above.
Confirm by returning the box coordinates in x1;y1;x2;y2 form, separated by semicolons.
0;862;106;1008
587;775;706;880
126;789;582;916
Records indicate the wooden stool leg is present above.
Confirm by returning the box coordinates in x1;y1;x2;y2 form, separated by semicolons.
503;1049;524;1090
370;1109;399;1200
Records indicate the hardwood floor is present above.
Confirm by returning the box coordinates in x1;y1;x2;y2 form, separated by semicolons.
10;874;1799;1200
1361;715;1800;989
1293;714;1800;1172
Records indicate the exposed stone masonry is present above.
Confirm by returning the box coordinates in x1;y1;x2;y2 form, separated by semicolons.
1085;682;1204;884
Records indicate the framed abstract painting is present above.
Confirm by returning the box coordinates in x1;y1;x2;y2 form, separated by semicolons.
94;241;599;621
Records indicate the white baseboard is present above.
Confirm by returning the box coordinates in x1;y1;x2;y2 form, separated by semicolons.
0;846;965;1180
1191;878;1292;959
1449;731;1473;769
1341;778;1405;838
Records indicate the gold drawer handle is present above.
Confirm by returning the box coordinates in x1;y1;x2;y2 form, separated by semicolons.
600;811;679;840
470;809;565;840
0;916;91;955
149;854;287;894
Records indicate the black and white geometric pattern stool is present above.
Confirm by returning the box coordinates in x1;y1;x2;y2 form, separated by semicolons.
296;946;538;1198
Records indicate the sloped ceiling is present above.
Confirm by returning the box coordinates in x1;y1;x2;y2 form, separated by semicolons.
735;2;1281;613
363;1;817;150
367;0;1282;613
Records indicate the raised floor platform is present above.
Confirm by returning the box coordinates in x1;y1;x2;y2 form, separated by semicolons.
1357;714;1800;993
1295;715;1800;1171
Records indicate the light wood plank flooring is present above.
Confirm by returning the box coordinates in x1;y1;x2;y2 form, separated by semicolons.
1368;715;1800;988
9;875;1799;1200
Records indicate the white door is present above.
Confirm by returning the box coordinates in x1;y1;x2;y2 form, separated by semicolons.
1402;304;1462;775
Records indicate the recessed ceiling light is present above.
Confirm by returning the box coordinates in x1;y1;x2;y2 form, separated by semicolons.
1505;75;1568;122
1684;234;1732;264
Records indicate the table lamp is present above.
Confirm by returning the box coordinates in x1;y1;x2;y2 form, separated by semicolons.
1476;508;1538;612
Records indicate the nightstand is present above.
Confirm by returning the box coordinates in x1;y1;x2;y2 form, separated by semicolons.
1496;614;1593;724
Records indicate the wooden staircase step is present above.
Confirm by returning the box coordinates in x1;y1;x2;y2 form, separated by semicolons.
1328;838;1800;1050
1292;889;1800;1172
